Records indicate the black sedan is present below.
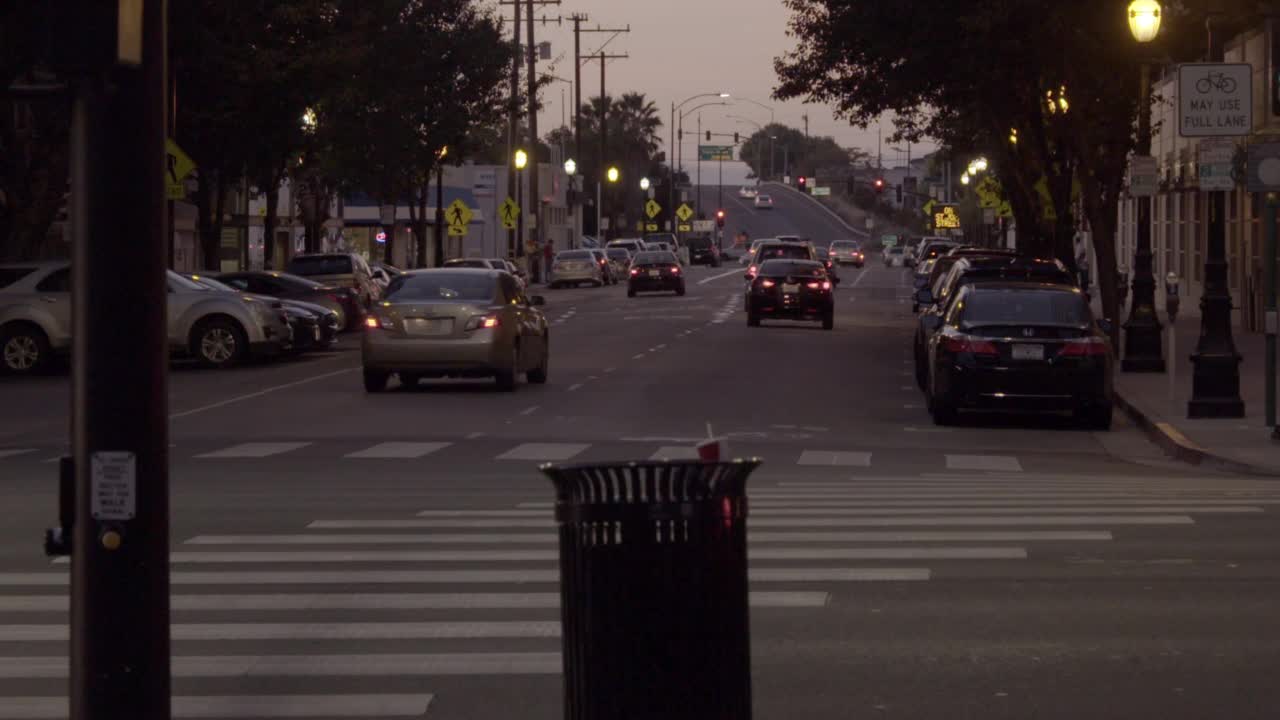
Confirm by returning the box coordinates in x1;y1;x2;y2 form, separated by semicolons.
186;274;340;352
627;250;685;296
924;281;1113;429
216;270;361;331
745;259;835;330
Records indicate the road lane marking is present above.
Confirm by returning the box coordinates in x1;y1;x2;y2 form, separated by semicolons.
170;366;358;419
650;445;699;460
568;383;583;391
748;516;1193;528
698;267;747;285
343;442;450;459
196;442;312;459
496;442;587;461
465;432;486;440
632;353;646;359
0;694;436;718
797;450;872;467
0;653;561;679
0;621;560;642
0;593;825;613
0;449;35;459
946;454;1023;472
518;405;540;416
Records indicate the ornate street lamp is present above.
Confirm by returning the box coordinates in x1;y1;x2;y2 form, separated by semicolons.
1121;0;1166;372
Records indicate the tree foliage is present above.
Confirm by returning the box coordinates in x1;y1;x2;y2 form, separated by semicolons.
738;124;865;180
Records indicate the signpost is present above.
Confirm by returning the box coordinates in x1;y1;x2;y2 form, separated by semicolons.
675;203;694;223
698;145;734;161
933;204;961;230
692;219;715;233
811;187;831;196
1177;63;1252;137
445;199;472;237
645;199;662;219
499;197;520;231
1128;155;1158;197
1197;139;1235;191
1248;141;1280;438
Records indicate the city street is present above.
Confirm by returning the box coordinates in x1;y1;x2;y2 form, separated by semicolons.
3;188;1280;719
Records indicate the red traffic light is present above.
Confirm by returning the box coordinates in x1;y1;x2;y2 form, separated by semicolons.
798;176;806;185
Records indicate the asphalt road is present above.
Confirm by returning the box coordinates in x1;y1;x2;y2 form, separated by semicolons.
2;183;1280;719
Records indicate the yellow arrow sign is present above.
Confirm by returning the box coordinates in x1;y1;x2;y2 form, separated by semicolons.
675;203;694;222
498;197;520;230
165;138;196;200
677;223;692;232
645;223;659;232
446;199;473;237
645;199;662;219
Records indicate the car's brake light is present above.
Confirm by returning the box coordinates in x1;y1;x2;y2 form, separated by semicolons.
760;279;776;288
1060;338;1108;356
941;335;999;355
806;281;832;290
464;315;500;331
748;265;758;276
364;316;381;329
670;265;681;274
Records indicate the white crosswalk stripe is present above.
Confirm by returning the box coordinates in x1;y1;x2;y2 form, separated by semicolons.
0;695;436;719
945;454;1023;472
495;442;588;461
796;450;873;467
0;449;35;460
197;442;312;459
343;442;451;459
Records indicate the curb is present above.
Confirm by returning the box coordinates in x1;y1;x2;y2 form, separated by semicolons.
1113;390;1280;477
763;182;870;238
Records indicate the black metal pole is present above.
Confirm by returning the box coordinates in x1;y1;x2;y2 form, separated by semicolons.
507;0;520;259
523;0;536;263
1188;26;1245;418
433;162;445;267
69;1;171;717
599;54;607;240
1123;62;1165;372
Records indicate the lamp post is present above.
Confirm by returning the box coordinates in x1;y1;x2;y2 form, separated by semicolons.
1187;12;1245;417
599;165;619;241
678;101;730;222
1122;0;1166;373
433;146;447;268
671;93;730;231
515;149;528;267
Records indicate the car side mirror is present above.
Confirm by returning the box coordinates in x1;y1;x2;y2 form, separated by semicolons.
529;295;546;306
915;288;934;306
1096;318;1113;335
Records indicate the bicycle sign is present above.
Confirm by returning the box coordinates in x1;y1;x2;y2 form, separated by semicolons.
1177;63;1251;138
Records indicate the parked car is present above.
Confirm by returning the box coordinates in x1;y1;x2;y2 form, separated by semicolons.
923;281;1113;429
216;270;358;331
186;274;339;352
0;262;291;374
361;269;548;392
548;250;605;288
604;247;632;278
285;253;381;311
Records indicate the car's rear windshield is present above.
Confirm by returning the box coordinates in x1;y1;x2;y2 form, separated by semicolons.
606;249;630;259
961;265;1073;285
757;195;772;201
756;245;809;261
384;273;495;302
831;241;859;248
287;255;354;275
961;289;1089;326
0;267;37;289
557;251;592;260
444;259;490;268
759;260;824;277
633;251;677;265
686;237;713;248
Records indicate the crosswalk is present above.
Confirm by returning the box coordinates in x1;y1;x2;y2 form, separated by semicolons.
0;477;1275;717
0;440;1060;473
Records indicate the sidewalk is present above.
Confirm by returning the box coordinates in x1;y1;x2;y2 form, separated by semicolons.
1111;311;1280;476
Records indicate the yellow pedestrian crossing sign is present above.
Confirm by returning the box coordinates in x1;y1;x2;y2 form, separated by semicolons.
446;199;473;237
165;138;196;200
499;197;520;230
675;203;694;222
645;199;662;219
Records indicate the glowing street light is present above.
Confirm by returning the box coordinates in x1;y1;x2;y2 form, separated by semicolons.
1127;0;1162;43
640;177;650;191
960;173;971;186
607;166;620;183
514;149;528;170
300;107;317;133
563;158;577;175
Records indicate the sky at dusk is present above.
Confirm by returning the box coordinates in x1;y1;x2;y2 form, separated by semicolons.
504;0;935;184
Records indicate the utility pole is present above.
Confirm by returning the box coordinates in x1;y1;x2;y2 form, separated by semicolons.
571;14;585;192
507;0;520;260
65;2;172;717
577;22;629;238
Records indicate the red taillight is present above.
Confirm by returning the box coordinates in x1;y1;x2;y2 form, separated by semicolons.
1060;338;1108;356
670;265;681;274
807;280;832;290
600;259;608;265
630;268;639;276
748;265;758;276
942;335;999;355
760;279;776;288
364;316;380;329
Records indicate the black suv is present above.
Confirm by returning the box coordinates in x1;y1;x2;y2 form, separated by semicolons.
685;235;721;266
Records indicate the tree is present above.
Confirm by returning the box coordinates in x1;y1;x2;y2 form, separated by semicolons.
737;124;864;181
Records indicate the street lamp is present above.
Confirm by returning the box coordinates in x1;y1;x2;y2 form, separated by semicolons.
598;165;620;242
563;158;576;176
300;107;317;133
640;177;650;191
1121;0;1165;373
607;167;620;183
960;173;970;186
514;149;528;170
432;145;448;268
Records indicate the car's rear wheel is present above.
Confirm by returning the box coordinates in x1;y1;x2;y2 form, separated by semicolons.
627;286;636;298
495;344;519;392
527;338;549;384
747;310;760;327
0;323;51;375
192;317;247;369
363;369;389;393
1077;403;1113;431
675;283;686;296
822;310;834;330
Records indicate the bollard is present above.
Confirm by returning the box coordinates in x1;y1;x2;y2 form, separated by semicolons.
542;459;760;720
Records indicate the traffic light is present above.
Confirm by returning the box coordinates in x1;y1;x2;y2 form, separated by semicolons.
873;177;885;193
733;132;739;143
706;130;711;141
797;176;807;192
896;185;903;203
716;209;725;228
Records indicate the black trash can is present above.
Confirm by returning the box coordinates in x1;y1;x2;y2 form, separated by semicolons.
541;459;760;720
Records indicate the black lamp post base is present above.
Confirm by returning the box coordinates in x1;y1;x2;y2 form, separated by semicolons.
1187;352;1245;419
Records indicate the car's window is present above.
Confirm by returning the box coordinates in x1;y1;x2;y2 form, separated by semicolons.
759;260;824;277
756;245;811;262
0;267;38;289
287;255;354;275
960;289;1090;327
192;276;238;292
383;273;496;302
445;259;490;268
557;251;592;260
34;268;71;293
756;195;772;201
606;249;630;260
497;274;521;304
632;251;677;265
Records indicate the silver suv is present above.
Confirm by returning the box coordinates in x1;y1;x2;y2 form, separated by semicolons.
0;262;291;375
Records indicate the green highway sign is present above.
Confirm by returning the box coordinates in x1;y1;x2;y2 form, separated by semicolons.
698;145;734;161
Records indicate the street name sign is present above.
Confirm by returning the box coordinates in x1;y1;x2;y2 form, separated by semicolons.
1178;63;1252;137
699;145;734;161
1198;139;1236;191
811;187;831;196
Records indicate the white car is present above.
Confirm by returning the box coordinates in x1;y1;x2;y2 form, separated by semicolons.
753;194;774;209
738;186;758;199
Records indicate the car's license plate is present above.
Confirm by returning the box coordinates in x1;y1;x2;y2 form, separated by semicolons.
782;283;800;293
649;270;660;277
407;318;453;336
1012;344;1044;361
